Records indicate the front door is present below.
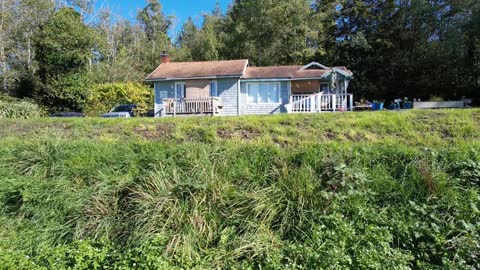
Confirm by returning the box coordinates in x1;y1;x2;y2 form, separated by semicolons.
175;82;186;99
320;83;330;94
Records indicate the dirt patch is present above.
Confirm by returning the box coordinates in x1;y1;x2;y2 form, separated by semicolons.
277;118;311;129
472;112;480;122
279;120;293;126
183;128;216;143
217;127;234;139
421;125;455;140
295;119;313;129
86;123;125;139
414;112;447;122
413;112;457;139
272;136;290;148
135;123;175;140
344;132;366;142
438;128;454;139
216;126;261;140
0;121;75;138
324;129;339;140
239;126;261;140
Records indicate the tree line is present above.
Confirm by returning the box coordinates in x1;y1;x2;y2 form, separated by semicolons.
0;0;479;112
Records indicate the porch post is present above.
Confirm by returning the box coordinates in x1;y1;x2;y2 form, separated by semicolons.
153;84;158;118
332;94;336;112
173;100;176;117
173;83;177;117
237;80;241;116
310;95;314;112
319;93;322;112
288;81;292;114
349;94;354;111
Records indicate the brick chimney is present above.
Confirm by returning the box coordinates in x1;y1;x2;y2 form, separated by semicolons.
160;51;171;64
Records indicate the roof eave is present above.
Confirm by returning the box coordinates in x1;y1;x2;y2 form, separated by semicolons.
145;74;243;82
241;76;337;81
241;77;291;81
331;68;353;78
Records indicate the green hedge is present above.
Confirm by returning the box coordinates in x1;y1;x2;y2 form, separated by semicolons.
84;83;153;117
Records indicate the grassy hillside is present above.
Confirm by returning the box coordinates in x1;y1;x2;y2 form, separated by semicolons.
1;110;479;269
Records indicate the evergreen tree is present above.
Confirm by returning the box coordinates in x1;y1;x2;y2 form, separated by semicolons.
136;0;172;73
177;17;198;49
192;6;225;61
137;0;171;41
174;17;198;61
34;7;94;111
224;0;317;66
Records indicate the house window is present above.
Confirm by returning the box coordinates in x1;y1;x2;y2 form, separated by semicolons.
175;82;186;98
247;83;280;104
210;81;217;97
320;83;329;94
247;84;259;103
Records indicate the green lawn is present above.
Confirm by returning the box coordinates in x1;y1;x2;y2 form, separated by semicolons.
1;109;479;269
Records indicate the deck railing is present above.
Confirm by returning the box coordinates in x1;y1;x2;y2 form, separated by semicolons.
286;93;354;113
163;97;221;115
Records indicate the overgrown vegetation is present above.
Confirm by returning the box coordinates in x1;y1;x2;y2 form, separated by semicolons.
0;94;42;119
0;109;479;269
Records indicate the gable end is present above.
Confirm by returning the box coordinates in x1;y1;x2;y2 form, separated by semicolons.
299;62;330;71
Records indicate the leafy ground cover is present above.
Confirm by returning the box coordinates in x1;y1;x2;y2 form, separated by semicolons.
0;109;479;269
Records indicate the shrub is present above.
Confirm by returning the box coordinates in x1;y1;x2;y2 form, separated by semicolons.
430;96;445;102
39;73;92;113
85;82;153;116
0;95;42;119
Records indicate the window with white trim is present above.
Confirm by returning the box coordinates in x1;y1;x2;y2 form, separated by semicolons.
247;82;280;104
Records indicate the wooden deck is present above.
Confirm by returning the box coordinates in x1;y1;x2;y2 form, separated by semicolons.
163;97;221;115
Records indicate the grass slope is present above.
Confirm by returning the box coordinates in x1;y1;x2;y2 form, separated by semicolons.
0;109;479;269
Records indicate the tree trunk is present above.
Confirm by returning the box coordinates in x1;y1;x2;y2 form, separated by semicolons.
0;0;7;92
0;46;5;92
27;33;33;72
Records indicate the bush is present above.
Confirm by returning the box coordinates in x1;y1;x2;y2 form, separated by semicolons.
0;95;42;119
430;96;445;102
38;73;92;113
85;82;153;116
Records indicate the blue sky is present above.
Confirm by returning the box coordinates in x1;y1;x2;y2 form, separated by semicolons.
97;0;232;37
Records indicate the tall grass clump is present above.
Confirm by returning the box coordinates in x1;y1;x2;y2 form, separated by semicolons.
0;109;479;269
0;98;42;119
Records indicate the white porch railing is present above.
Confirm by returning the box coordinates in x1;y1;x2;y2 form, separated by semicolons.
286;92;354;113
163;97;221;115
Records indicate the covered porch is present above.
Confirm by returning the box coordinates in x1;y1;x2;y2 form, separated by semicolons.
160;79;224;116
286;67;354;113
